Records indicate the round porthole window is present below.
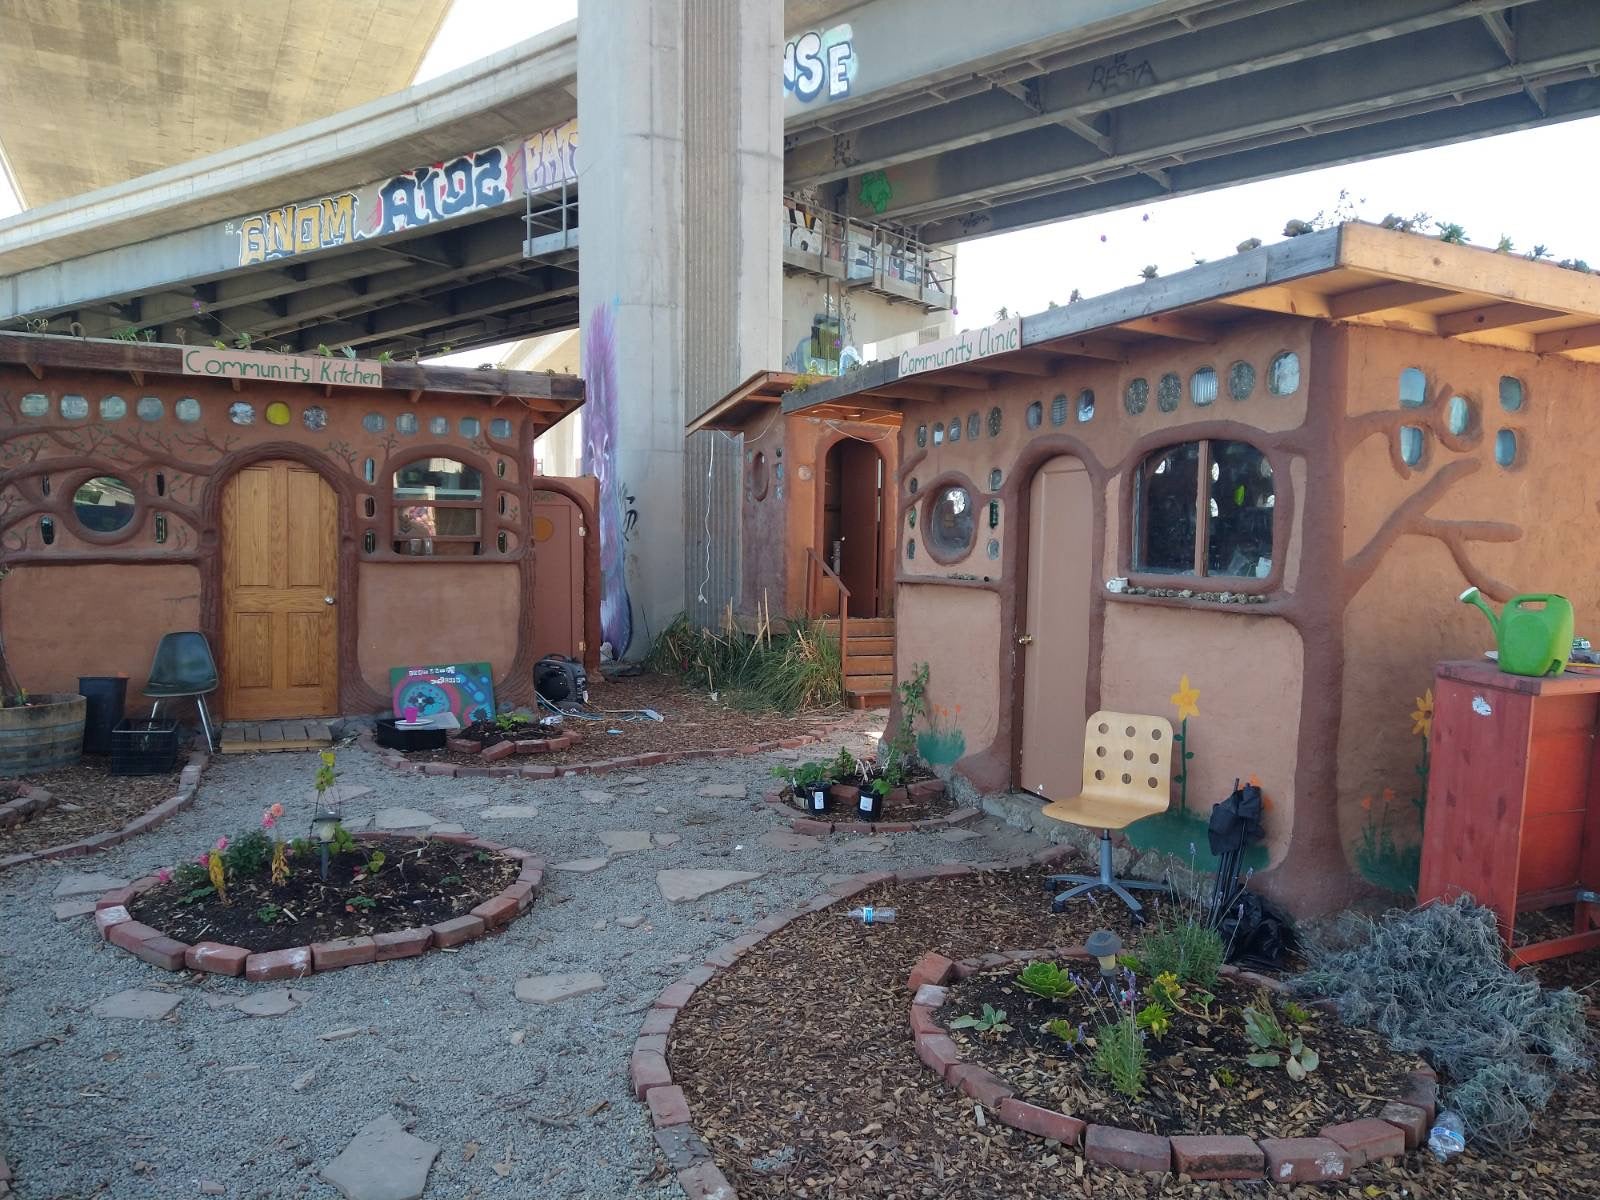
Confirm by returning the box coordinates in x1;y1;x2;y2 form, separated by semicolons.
988;406;1003;437
73;475;136;533
1157;372;1181;412
988;468;1003;491
1026;400;1043;429
1399;426;1425;466
1399;367;1427;408
1050;394;1068;426
1124;378;1148;415
1499;376;1525;412
1190;367;1218;407
1495;428;1518;468
750;451;770;500
1446;395;1474;437
948;419;960;443
396;412;418;435
175;397;201;423
100;395;126;421
490;417;512;440
925;486;976;561
916;424;928;448
1228;362;1255;401
265;401;292;426
967;412;980;441
362;412;385;433
1077;389;1095;422
1269;351;1301;395
303;406;327;431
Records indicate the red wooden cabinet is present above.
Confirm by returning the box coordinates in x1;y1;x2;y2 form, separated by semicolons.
1419;661;1600;964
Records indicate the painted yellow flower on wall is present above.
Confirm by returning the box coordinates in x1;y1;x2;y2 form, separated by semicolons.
1410;688;1433;738
1170;675;1201;724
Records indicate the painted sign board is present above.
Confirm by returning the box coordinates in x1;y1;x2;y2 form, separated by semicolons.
181;348;384;388
389;662;497;725
898;318;1021;378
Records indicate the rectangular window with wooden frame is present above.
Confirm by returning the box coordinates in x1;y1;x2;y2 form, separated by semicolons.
393;458;483;557
1132;439;1274;580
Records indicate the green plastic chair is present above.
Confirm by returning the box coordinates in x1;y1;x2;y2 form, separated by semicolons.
143;632;218;750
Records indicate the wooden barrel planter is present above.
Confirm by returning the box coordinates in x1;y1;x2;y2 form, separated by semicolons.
0;694;86;776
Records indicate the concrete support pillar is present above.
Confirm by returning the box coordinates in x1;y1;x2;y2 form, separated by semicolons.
578;0;781;657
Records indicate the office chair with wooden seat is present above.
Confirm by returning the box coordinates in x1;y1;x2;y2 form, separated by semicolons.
1040;711;1174;915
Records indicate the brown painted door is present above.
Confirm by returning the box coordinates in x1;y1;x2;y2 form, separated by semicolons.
836;440;883;618
1020;456;1093;801
221;461;339;719
529;493;584;661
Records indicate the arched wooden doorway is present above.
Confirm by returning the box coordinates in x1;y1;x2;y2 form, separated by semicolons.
822;438;886;618
528;488;586;662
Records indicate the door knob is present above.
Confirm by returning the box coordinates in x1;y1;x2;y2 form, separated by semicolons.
324;596;336;605
1017;634;1034;645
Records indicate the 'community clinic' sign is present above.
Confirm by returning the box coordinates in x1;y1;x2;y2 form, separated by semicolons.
898;318;1020;378
182;348;385;388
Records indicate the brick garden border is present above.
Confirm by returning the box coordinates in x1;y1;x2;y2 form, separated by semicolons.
907;948;1441;1185
626;847;1089;1199
761;784;982;836
91;833;543;982
356;719;858;781
0;781;54;831
0;749;209;873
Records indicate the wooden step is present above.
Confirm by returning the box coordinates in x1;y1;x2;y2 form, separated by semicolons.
846;689;893;710
844;655;895;676
843;673;893;695
820;617;896;637
849;635;895;656
219;719;333;754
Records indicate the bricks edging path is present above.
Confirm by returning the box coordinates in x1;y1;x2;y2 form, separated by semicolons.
630;847;1081;1199
905;948;1439;1185
92;834;543;981
0;749;210;873
760;787;979;835
356;721;859;781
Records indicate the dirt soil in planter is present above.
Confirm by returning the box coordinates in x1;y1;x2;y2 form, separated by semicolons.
129;837;519;952
455;717;557;749
947;966;1413;1137
774;771;958;823
669;867;1600;1199
1;757;184;856
403;673;845;768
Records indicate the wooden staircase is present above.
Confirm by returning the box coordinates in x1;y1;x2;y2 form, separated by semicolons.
821;616;896;709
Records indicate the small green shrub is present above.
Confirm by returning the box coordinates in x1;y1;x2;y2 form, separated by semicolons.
1242;1001;1319;1080
223;830;274;878
1139;918;1224;988
645;612;842;713
1015;961;1078;1001
255;903;282;924
1091;1018;1146;1100
1043;1018;1083;1049
346;895;376;912
949;1004;1012;1036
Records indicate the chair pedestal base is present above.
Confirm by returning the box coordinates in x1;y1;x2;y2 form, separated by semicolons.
1045;829;1168;916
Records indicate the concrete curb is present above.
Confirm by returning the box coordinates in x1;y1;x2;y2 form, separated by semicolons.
92;835;542;981
0;748;210;873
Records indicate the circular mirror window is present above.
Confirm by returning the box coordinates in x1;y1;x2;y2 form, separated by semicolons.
74;475;137;533
925;485;976;560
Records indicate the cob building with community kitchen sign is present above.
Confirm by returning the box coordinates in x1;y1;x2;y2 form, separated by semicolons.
0;333;596;719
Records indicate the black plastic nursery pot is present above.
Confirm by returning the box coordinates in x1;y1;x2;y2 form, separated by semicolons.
792;782;831;814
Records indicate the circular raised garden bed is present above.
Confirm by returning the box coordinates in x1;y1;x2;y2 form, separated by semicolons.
908;948;1440;1183
94;833;541;981
762;783;977;835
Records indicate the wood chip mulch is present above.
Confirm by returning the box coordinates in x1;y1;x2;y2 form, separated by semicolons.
403;673;849;768
130;836;518;952
668;867;1600;1199
1;757;184;855
947;967;1411;1137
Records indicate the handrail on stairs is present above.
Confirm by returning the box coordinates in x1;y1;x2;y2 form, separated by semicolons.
803;546;850;690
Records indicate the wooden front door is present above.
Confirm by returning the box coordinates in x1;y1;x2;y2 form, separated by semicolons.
221;461;339;719
1020;456;1094;801
833;439;883;618
529;492;584;662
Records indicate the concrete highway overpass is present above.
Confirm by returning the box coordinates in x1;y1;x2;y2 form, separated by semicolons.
2;0;1598;360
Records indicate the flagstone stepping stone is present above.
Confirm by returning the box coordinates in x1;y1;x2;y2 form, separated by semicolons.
53;898;98;920
617;914;647;929
697;783;748;798
580;789;614;805
619;776;647;785
308;785;374;805
848;838;891;853
234;988;308;1018
91;989;182;1021
52;871;128;898
652;833;681;849
759;830;821;852
551;857;610;874
514;971;605;1004
321;1114;438;1200
653;806;671;815
478;805;541;820
657;868;764;903
426;822;466;835
597;830;653;854
937;828;985;843
371;807;439;831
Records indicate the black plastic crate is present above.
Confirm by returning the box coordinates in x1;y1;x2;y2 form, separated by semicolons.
110;718;180;776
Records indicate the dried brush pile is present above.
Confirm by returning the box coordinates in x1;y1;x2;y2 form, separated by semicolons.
1292;896;1591;1151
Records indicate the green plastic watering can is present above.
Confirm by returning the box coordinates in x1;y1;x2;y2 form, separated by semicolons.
1459;586;1574;677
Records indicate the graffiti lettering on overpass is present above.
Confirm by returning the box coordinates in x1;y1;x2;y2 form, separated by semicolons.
1086;52;1155;96
526;117;579;194
784;24;855;102
581;299;634;658
235;193;358;266
370;146;517;237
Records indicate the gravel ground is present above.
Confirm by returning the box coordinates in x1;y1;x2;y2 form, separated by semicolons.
0;724;1051;1200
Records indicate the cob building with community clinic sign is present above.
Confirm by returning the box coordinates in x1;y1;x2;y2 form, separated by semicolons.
0;334;596;720
783;223;1600;916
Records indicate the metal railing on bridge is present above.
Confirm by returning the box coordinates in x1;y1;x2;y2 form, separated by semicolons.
780;196;954;311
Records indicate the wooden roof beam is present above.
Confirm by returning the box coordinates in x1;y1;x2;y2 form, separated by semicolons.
1535;323;1600;354
1326;281;1455;318
1436;302;1566;337
868;383;943;403
1217;286;1332;319
1117;314;1216;343
927;369;998;390
1030;335;1127;362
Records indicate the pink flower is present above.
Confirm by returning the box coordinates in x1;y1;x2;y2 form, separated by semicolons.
261;809;276;829
197;851;210;866
215;836;229;852
156;868;171;884
269;803;284;818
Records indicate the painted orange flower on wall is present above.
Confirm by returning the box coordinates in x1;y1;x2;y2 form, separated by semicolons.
1410;689;1434;738
1170;675;1201;723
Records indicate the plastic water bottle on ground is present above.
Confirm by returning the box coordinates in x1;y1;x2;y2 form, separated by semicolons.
847;906;897;925
1427;1111;1466;1162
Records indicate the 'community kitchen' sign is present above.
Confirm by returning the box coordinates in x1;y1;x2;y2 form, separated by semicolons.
182;348;385;388
898;317;1020;378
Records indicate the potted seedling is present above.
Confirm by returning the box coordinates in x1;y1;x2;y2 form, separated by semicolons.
773;761;831;813
826;746;863;812
859;748;909;822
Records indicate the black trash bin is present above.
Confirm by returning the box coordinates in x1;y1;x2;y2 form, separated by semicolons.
78;675;129;755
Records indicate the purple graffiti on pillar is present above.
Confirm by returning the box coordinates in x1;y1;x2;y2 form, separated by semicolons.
581;300;633;657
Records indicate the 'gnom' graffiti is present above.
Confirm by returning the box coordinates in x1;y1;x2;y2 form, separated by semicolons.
236;193;357;266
